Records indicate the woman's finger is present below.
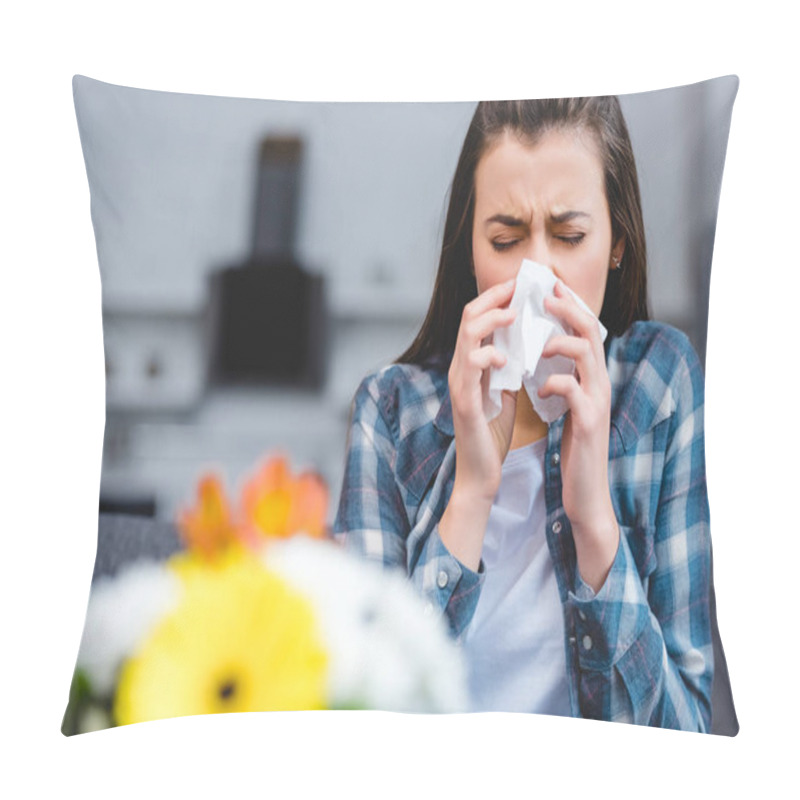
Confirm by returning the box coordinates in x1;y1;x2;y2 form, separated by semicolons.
537;372;585;412
544;281;605;361
541;334;599;390
463;277;517;320
462;306;517;345
467;344;508;372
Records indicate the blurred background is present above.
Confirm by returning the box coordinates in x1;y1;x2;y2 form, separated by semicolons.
74;76;736;524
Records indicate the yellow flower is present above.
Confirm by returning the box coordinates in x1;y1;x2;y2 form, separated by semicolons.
113;552;328;726
167;542;250;580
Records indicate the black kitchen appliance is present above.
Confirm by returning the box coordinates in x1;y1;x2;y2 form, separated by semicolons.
208;135;327;389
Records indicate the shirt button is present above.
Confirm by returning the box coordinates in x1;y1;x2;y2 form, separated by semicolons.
552;520;562;534
582;635;593;651
437;570;449;589
550;452;560;467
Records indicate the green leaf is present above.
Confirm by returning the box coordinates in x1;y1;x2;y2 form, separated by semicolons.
61;668;93;737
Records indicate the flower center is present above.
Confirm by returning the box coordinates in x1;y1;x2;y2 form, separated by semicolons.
254;489;291;535
218;679;238;702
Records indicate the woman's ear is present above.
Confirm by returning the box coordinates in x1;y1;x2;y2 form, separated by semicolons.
610;236;626;270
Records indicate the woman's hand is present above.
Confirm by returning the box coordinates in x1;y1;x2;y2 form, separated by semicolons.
539;279;620;592
448;278;519;503
438;278;519;571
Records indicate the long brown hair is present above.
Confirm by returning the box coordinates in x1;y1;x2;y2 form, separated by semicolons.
397;97;649;366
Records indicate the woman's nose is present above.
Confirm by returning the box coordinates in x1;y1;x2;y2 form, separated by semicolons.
523;240;554;271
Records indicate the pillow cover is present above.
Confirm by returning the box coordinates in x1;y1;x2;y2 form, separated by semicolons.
64;74;738;735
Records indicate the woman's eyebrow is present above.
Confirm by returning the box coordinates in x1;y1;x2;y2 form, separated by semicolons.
550;210;591;224
484;213;527;228
484;210;591;228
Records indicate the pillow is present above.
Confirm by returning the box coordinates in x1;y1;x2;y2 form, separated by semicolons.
64;74;738;735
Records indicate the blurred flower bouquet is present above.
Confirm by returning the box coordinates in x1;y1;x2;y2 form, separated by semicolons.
63;455;467;735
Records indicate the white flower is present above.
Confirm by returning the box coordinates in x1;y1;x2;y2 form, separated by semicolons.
78;705;113;734
76;560;180;696
263;537;468;713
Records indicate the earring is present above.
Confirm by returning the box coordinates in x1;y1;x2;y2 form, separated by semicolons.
611;255;622;271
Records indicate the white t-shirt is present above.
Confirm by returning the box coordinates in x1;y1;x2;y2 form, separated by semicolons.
462;437;571;715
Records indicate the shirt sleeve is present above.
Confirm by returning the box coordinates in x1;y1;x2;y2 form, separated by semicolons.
332;374;485;638
565;347;714;731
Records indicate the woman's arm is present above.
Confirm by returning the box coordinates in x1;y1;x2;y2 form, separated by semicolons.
539;280;622;592
332;373;487;637
540;285;712;730
335;278;525;638
567;341;714;731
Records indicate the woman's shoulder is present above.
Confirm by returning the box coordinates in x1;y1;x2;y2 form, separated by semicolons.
352;356;450;433
608;320;702;374
607;320;705;448
350;357;453;499
355;357;448;403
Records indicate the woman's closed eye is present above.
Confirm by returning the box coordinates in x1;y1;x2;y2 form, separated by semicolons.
556;233;585;247
491;239;519;252
491;233;586;252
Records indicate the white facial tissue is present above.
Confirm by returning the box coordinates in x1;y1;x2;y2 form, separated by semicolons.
483;259;608;424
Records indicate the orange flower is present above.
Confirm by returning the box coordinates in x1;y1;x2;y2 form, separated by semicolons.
177;474;241;560
241;455;328;540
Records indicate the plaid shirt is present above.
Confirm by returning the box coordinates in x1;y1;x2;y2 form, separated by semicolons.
333;320;713;731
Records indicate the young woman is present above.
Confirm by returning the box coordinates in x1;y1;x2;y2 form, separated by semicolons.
333;98;713;731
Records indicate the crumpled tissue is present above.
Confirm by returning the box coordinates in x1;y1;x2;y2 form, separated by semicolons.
483;259;607;424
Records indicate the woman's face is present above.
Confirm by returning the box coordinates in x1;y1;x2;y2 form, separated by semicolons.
471;127;623;316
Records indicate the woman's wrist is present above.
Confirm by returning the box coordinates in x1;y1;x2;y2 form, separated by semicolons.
571;505;620;594
439;483;493;572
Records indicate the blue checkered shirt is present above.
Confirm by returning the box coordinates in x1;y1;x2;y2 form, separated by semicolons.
333;320;713;731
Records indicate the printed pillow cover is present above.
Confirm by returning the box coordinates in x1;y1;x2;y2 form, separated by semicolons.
63;74;738;736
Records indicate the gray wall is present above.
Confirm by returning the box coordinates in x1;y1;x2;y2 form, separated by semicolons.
620;79;737;363
76;77;474;313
